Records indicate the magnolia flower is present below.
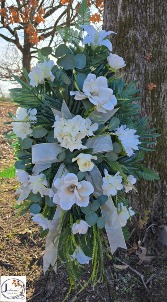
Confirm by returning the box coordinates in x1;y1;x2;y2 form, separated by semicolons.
72;220;89;234
82;25;115;51
53;115;98;151
107;53;126;70
11;107;37;139
28;59;55;87
32;213;52;230
115;125;141;157
28;174;49;196
70;73;117;113
102;169;123;196
71;246;92;264
124;175;137;193
72;153;97;172
53;173;94;210
117;203;135;227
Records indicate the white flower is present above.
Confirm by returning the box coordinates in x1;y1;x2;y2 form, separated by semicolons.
12;107;37;139
70;73;117;113
15;185;31;203
32;213;51;230
16;169;29;186
71;246;92;264
53;115;98;151
28;174;49;196
12;121;32;139
124;175;137;193
107;53;126;70
72;220;89;234
53;173;94;210
28;59;55;87
115;125;141;157
117;202;135;227
81;25;115;51
72;153;97;172
102;169;123;196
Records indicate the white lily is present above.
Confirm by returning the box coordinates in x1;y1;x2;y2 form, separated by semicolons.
82;25;115;51
117;203;135;227
124;175;137;193
71;246;92;264
72;220;89;234
102;169;123;196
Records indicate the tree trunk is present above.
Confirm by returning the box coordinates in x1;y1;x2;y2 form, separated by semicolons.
103;0;167;222
22;29;32;73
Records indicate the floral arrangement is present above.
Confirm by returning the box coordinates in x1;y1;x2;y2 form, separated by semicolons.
3;24;159;296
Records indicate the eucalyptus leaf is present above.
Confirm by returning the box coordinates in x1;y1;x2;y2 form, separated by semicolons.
76;73;87;89
40;47;52;56
113;142;122;154
32;126;47;138
81;204;91;214
74;54;86;69
15;160;25;169
30;204;41;214
55;44;70;58
57;54;75;70
97;217;105;229
109;117;120;131
77;171;85;181
21;138;33;149
85;212;98;226
105;151;118;162
61;73;71;85
45;196;55;207
97;195;108;205
91;200;100;212
28;193;41;203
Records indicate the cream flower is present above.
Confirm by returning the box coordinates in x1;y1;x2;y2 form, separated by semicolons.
28;174;48;196
81;25;115;51
70;73;117;113
124;175;137;193
11;107;37;139
72;220;89;234
72;153;97;172
117;203;135;227
102;169;123;196
71;246;92;264
107;53;126;70
53;173;94;210
115;125;141;157
53;115;98;152
29;59;55;87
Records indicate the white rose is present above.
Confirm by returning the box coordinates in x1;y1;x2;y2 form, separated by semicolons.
102;169;123;196
107;53;126;70
72;153;97;172
72;220;89;234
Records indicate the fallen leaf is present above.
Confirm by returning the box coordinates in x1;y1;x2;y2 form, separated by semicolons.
114;264;129;270
137;247;154;265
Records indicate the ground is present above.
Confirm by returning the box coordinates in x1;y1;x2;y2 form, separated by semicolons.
0;101;167;302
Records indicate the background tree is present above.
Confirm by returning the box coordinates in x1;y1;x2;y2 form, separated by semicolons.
0;0;104;73
103;0;167;226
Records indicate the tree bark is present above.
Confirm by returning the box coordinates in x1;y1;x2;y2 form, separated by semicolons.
22;29;32;73
103;0;167;221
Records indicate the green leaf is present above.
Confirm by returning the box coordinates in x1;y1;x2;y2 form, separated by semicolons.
76;73;87;89
105;151;118;162
74;54;86;69
57;54;75;70
30;204;41;214
81;204;91;214
55;44;70;58
77;171;85;181
97;195;108;205
61;73;71;85
78;0;90;25
40;47;52;56
97;217;105;229
32;126;47;138
91;200;100;212
0;166;16;179
85;212;98;226
28;193;41;203
108;117;120;131
136;167;160;180
21;138;33;149
15;160;25;169
57;151;66;161
45;196;55;207
113;142;122;154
